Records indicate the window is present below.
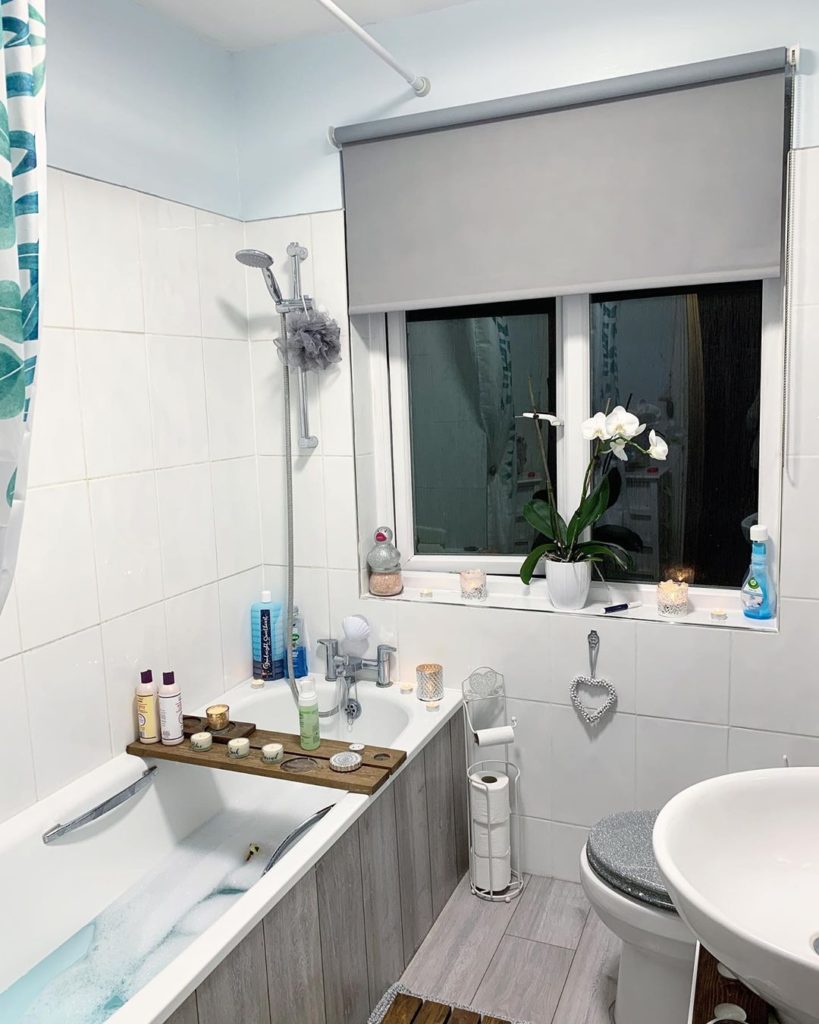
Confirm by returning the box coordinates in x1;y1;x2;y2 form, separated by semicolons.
381;279;779;592
589;283;762;588
405;301;556;556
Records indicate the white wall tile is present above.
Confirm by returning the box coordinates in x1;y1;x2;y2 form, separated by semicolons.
787;305;819;458
730;599;819;735
728;726;819;772
550;705;635;827
260;454;328;568
251;341;286;455
211;457;262;577
244;216;313;341
635;717;727;810
24;628;110;798
29;328;86;487
89;473;163;619
156;464;217;597
0;583;21;661
138;195;201;337
258;455;286;564
203;338;255;460
519;815;552;878
550;822;589;884
506;698;552;821
63;175;144;332
16;482;99;649
792;147;819;307
218;567;263;688
323;456;358;570
76;330;153;478
101;604;168;752
466;606;552;703
196;210;247;340
780;457;819;599
0;656;36;822
42;169;73;329
165;584;224;710
636;622;730;724
147;335;210;468
396;601;492;688
550;613;634;712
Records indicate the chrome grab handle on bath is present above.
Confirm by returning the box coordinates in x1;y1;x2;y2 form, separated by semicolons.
262;803;335;876
41;765;157;845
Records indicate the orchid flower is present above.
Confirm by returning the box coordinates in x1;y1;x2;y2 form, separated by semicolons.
581;412;610;441
605;405;644;440
609;439;628;461
647;429;668;461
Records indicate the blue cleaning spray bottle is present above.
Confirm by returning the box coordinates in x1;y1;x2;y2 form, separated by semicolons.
741;524;776;620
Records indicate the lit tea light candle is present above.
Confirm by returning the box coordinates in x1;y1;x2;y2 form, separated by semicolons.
657;579;689;617
416;663;444;703
399;679;415;694
459;569;487;602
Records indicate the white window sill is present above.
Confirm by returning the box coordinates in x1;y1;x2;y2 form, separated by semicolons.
362;571;778;632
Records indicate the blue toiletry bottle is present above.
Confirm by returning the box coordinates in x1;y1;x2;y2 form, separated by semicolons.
741;524;776;620
251;591;284;680
291;605;308;678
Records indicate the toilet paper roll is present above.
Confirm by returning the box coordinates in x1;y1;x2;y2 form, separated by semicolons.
474;725;515;747
472;818;511;858
469;771;510;824
472;849;512;891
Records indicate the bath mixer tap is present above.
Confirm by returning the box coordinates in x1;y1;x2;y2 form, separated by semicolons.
316;638;397;688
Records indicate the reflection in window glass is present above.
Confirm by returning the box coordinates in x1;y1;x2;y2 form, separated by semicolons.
590;282;762;587
405;301;556;556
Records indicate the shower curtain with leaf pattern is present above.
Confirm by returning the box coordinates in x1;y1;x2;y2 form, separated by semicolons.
0;1;45;611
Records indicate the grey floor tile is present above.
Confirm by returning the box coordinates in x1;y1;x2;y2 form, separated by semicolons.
551;910;621;1024
507;875;590;950
400;874;520;1005
473;935;574;1024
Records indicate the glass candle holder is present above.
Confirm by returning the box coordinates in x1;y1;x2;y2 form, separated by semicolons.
459;569;487;602
657;580;689;617
416;663;444;703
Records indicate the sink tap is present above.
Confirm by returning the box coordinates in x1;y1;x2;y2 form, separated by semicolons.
361;644;397;687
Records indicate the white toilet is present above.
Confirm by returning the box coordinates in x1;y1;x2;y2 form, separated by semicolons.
579;810;697;1024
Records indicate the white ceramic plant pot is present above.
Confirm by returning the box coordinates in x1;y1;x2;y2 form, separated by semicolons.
547;560;592;610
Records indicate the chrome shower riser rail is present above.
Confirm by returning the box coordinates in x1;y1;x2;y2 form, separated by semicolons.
42;765;157;844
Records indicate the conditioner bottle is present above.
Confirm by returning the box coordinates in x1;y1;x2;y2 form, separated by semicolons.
159;670;184;745
136;669;159;744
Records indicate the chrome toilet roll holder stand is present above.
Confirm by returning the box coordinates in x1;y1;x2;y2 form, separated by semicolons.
462;667;523;903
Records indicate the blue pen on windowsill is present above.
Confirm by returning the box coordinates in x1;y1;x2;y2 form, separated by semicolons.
603;601;642;614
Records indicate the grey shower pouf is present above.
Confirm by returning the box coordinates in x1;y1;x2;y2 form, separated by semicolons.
368;982;533;1024
277;309;342;370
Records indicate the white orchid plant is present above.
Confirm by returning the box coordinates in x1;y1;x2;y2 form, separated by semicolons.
520;405;669;584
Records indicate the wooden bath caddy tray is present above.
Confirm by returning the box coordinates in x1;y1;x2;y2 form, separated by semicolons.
126;716;406;796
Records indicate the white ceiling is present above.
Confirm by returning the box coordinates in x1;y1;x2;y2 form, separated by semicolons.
136;0;475;51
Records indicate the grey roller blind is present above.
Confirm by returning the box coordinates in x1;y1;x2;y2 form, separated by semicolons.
342;55;788;314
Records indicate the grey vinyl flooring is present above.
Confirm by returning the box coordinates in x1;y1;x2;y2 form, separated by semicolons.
400;874;621;1024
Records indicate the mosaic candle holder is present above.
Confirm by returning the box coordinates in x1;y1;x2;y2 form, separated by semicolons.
416;663;444;704
460;569;488;602
657;579;689;617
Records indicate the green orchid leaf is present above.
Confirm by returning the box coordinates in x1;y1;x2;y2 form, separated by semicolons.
575;540;632;570
523;500;557;541
519;542;557;585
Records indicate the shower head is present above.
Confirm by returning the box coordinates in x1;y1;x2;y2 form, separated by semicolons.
235;248;273;269
234;248;284;304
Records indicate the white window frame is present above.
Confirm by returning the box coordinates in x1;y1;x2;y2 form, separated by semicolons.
360;278;784;614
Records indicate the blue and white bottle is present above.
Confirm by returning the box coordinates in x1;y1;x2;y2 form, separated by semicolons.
251;590;284;680
741;525;776;620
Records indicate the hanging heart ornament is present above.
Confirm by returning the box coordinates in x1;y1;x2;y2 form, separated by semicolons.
570;630;618;726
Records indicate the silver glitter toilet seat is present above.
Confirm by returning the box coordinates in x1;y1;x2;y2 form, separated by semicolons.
586;809;677;912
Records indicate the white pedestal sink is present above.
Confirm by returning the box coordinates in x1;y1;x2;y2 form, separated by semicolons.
653;768;819;1024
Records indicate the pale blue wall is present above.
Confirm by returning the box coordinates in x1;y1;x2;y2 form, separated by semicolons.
48;0;241;217
235;0;819;220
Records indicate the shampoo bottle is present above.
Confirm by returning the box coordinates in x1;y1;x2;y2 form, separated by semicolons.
292;605;308;679
741;524;776;620
159;670;184;745
136;669;159;744
298;677;320;751
251;591;284;681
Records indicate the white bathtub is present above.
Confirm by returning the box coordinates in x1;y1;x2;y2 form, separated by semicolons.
0;675;462;1024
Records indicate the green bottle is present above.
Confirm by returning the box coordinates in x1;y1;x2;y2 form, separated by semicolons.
298;677;320;751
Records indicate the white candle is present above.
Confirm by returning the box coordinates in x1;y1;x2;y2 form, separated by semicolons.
261;742;284;764
227;737;250;758
191;732;212;751
657;579;688;616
